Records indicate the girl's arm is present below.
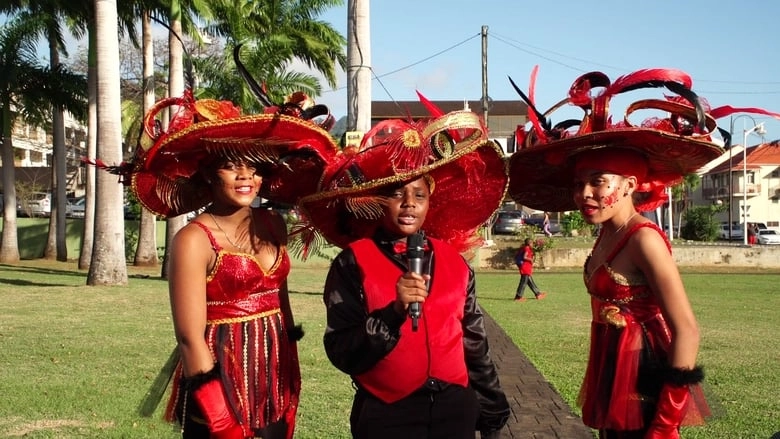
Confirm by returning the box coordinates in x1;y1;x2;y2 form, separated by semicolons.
168;224;215;377
631;227;700;369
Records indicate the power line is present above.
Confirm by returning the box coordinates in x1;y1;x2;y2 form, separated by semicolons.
491;31;780;91
326;28;780;97
323;33;480;94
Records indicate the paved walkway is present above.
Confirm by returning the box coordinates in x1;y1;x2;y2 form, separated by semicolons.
482;313;595;439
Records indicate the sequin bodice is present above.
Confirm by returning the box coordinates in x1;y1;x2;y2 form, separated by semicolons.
205;247;290;319
583;222;669;323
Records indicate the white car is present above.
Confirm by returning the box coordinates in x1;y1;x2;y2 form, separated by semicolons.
756;229;780;245
718;223;743;240
66;197;85;218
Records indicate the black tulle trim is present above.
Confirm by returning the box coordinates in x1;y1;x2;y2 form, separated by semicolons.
181;363;221;392
288;325;304;342
664;365;704;386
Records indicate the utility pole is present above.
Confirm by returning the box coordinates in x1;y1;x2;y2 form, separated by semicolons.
481;25;494;243
347;0;372;138
481;26;489;128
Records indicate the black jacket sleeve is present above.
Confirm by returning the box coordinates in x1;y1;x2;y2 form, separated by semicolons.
462;266;511;433
322;248;407;376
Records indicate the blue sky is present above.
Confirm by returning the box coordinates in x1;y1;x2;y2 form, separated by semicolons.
315;0;780;144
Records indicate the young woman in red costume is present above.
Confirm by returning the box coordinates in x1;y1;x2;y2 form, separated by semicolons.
96;70;338;437
507;67;779;438
295;109;510;439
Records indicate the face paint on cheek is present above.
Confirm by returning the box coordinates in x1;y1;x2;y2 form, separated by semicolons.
601;191;620;208
598;177;621;209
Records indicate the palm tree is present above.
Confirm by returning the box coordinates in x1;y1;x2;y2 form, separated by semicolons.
132;9;160;267
0;15;87;263
196;0;346;112
71;0;141;269
87;0;128;285
159;0;189;279
31;1;89;262
672;174;701;235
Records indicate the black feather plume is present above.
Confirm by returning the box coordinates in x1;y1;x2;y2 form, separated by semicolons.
233;44;273;108
508;76;552;131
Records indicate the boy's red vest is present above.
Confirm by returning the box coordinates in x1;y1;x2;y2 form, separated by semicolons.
350;237;469;403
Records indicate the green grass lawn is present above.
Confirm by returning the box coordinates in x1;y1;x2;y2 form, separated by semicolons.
0;260;778;438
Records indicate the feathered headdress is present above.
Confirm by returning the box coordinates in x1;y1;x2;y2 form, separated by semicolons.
89;44;339;218
290;100;508;258
507;67;780;212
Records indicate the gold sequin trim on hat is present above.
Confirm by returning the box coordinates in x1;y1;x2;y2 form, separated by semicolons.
402;129;421;148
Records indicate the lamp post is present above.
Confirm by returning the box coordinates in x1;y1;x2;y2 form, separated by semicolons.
742;122;766;246
728;114;761;241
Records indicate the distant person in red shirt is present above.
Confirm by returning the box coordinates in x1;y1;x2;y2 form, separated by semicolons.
513;238;547;301
747;223;758;245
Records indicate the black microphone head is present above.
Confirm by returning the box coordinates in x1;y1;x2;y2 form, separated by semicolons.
406;233;425;259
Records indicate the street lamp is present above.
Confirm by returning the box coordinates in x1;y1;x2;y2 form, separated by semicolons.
727;114;761;241
742;122;766;246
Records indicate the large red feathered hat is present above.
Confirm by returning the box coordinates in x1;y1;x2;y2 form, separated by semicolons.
92;46;339;218
507;67;779;212
294;104;508;255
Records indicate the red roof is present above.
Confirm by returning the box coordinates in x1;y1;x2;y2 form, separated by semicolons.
707;142;780;173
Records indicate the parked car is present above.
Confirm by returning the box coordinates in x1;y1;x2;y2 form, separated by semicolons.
17;192;51;217
491;211;525;234
756;229;780;245
718;223;743;240
66;197;85;218
747;222;768;231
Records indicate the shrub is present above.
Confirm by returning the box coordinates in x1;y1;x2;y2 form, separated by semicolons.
681;205;720;241
561;211;594;237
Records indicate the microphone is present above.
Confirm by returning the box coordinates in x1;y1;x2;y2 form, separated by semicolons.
406;232;425;331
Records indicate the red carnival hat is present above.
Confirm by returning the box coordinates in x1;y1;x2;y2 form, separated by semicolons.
294;109;508;254
93;49;339;218
507;67;739;213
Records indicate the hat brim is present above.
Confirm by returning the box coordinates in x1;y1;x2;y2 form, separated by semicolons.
299;140;508;249
508;128;723;212
133;113;338;217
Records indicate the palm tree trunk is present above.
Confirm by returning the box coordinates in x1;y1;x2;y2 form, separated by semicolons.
52;44;69;261
161;0;186;279
87;0;127;285
79;27;98;270
134;10;159;267
347;0;372;134
0;104;21;262
45;37;69;261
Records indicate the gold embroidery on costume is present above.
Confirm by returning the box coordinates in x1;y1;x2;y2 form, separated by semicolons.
604;265;648;286
600;305;627;328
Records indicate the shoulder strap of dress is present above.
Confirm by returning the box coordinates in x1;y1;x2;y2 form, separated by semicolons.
189;220;221;251
605;221;670;262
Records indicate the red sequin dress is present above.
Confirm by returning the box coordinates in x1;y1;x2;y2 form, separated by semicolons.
165;220;300;437
578;222;707;433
